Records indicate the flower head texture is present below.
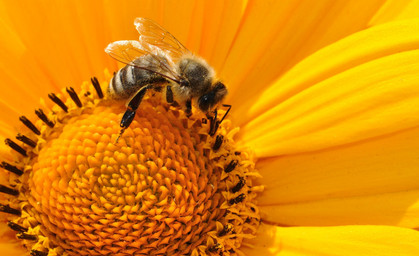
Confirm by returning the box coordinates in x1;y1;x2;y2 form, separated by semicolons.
1;0;419;255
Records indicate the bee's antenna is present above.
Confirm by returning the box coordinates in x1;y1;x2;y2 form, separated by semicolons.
219;104;231;124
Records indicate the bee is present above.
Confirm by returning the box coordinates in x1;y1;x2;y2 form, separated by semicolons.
105;18;230;139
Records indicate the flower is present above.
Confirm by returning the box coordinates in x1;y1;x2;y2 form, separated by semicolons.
1;0;419;255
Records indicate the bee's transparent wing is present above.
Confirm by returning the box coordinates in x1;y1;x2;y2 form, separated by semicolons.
134;17;190;62
105;40;145;66
105;40;182;83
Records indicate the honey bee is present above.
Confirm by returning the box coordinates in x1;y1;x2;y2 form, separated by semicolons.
105;18;230;139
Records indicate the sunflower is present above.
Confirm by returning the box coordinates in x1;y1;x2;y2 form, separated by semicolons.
1;0;419;255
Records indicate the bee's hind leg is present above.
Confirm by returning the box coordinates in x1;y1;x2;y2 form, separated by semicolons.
122;85;151;127
166;85;180;107
185;99;192;117
116;85;151;143
166;85;174;104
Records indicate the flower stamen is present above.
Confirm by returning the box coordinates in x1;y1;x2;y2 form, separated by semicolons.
0;184;19;196
16;134;37;148
4;138;27;156
0;203;20;215
19;116;41;135
8;221;28;232
224;160;238;173
212;134;224;151
0;161;23;176
90;77;104;99
228;193;246;205
31;250;48;256
34;109;54;128
230;176;245;193
48;93;69;113
17;232;38;241
66;87;82;107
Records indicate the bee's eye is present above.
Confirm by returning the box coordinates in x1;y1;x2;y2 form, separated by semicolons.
198;94;212;113
214;81;226;90
198;82;227;113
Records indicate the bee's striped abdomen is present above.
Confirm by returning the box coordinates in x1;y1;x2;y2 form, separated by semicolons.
109;65;137;99
108;55;168;100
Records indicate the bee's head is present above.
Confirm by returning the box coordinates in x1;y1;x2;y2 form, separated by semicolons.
178;57;213;89
198;81;227;113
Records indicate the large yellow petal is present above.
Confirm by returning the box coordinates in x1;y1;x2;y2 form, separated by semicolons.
370;0;419;25
0;241;24;256
241;223;419;255
256;125;419;227
0;18;54;110
0;1;104;89
221;0;386;101
0;223;26;256
237;19;419;157
261;190;419;228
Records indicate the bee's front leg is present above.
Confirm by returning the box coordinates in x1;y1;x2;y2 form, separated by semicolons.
207;109;218;136
207;104;231;136
185;99;192;117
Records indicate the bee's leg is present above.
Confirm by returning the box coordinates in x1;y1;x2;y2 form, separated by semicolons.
166;85;174;104
208;104;231;136
165;85;180;107
185;99;192;117
116;85;151;143
122;85;151;127
208;109;218;136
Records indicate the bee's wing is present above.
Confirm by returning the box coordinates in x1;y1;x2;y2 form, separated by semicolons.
105;40;182;83
134;17;190;62
105;40;145;66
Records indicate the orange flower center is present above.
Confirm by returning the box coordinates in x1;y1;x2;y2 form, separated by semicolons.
2;79;262;256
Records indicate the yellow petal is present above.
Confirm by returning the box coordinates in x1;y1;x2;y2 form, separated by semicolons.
0;1;93;88
0;224;25;256
0;19;53;111
241;223;419;255
197;0;246;70
221;0;386;98
261;190;419;228
256;125;419;227
370;0;419;26
0;242;25;256
238;19;419;157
